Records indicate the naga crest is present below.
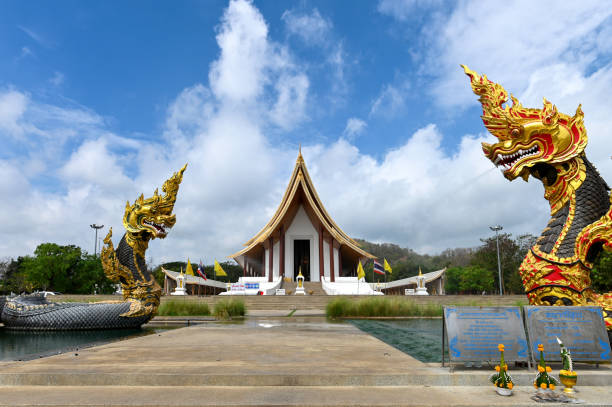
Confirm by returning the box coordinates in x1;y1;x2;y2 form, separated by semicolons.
462;65;588;182
123;164;187;240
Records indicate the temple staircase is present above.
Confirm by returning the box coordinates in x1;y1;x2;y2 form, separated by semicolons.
278;279;326;296
303;281;326;296
279;278;297;294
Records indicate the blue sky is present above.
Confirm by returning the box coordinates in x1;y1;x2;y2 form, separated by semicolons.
1;1;478;158
1;0;611;263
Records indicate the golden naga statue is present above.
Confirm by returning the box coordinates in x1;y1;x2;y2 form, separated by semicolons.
462;66;612;330
101;164;187;320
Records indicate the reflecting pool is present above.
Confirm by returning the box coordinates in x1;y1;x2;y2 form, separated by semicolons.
349;319;443;363
0;327;172;361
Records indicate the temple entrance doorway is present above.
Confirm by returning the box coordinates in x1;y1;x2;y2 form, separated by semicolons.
294;239;310;281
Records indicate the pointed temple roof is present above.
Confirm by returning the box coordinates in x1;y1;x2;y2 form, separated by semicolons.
229;151;375;260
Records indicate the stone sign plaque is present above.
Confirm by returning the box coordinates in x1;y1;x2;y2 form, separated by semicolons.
444;306;529;363
524;306;611;363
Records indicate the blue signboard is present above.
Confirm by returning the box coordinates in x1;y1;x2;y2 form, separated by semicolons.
245;283;260;290
444;306;529;363
524;306;611;363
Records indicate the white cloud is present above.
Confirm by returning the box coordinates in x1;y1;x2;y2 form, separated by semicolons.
282;8;332;45
19;46;33;59
305;128;547;253
415;1;612;109
17;25;50;48
377;0;441;21
343;117;367;139
518;63;612;175
327;42;348;101
282;7;347;105
49;71;64;86
0;90;28;138
60;138;135;191
2;0;612;268
370;80;410;117
209;0;270;104
269;73;309;129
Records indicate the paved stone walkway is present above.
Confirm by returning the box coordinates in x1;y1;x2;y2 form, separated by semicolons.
0;318;610;406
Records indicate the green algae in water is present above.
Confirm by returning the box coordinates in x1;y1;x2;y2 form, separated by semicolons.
349;319;442;363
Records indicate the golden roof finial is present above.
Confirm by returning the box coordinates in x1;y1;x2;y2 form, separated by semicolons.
418;267;422;276
297;144;304;163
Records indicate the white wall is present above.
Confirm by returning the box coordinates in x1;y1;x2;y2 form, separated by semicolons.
273;240;280;279
323;239;340;280
284;205;319;281
264;248;269;279
333;246;339;280
323;240;330;279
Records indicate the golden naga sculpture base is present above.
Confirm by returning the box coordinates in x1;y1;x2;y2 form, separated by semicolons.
462;65;612;330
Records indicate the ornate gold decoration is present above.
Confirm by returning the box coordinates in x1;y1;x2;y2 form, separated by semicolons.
122;164;187;257
463;66;611;330
462;65;587;183
101;164;187;318
575;194;612;267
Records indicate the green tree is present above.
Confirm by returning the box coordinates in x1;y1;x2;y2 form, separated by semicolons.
73;254;116;294
591;250;612;293
13;243;116;294
459;266;495;294
470;233;536;294
21;243;82;293
0;257;27;294
444;267;462;294
444;266;494;294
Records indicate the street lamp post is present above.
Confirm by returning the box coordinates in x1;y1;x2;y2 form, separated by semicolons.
490;225;503;296
90;224;104;257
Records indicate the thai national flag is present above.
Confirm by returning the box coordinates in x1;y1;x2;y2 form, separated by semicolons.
373;259;385;275
197;261;207;280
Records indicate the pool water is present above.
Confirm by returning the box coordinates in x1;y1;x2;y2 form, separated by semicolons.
0;327;170;361
349;319;444;363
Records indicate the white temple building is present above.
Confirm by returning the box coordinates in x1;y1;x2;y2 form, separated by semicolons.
228;151;379;295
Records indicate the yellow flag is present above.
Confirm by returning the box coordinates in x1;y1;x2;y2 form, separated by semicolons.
185;258;194;276
214;260;228;277
384;258;392;274
357;261;365;280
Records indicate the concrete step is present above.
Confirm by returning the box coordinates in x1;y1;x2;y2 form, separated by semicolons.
0;385;610;406
1;367;610;387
